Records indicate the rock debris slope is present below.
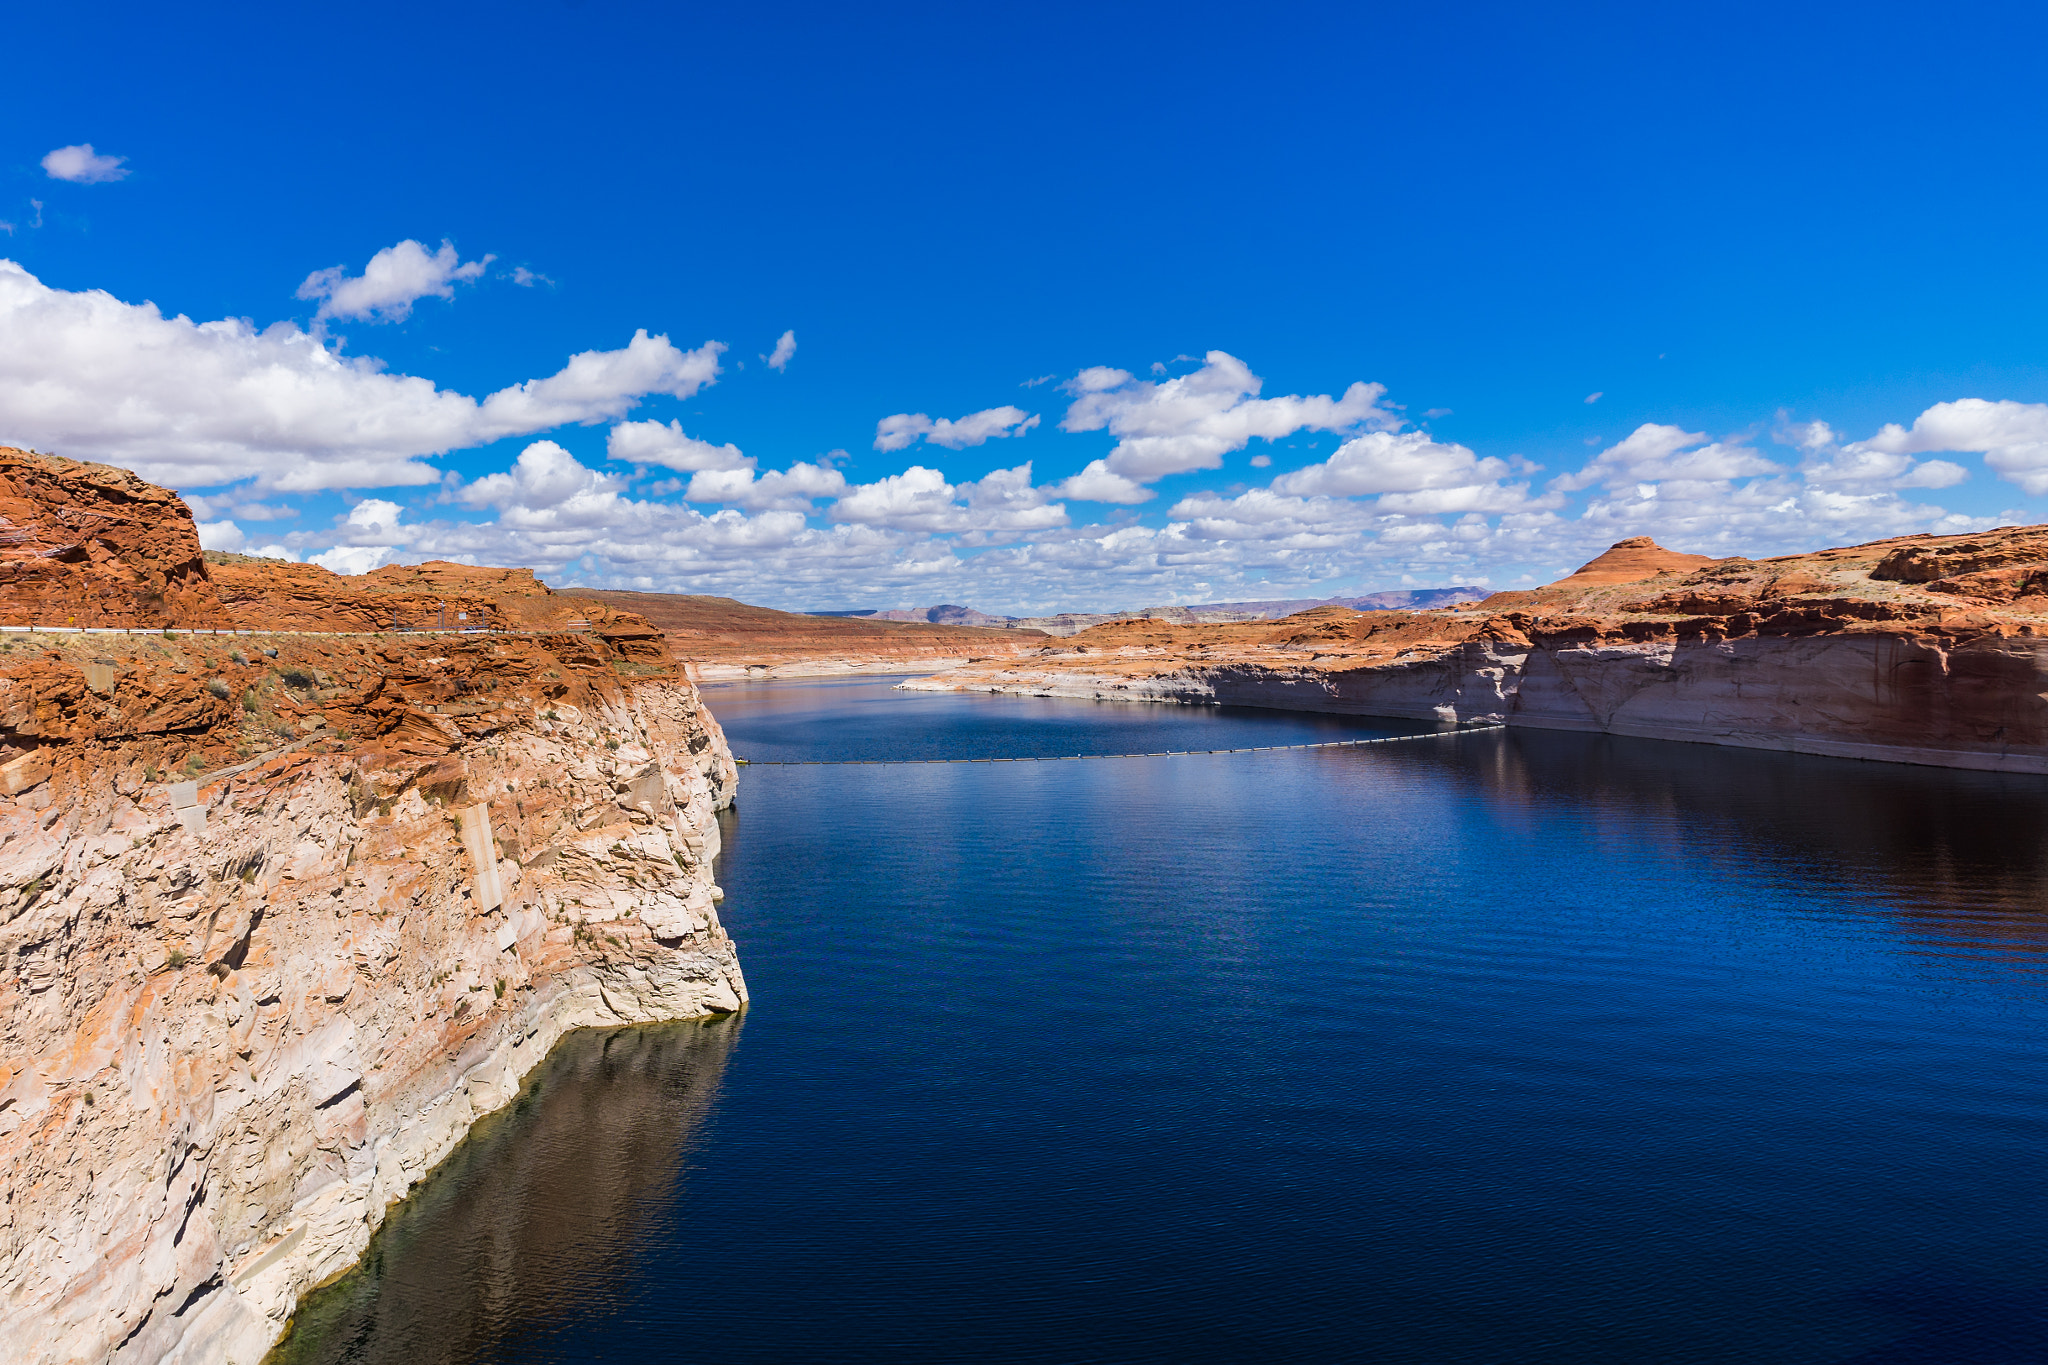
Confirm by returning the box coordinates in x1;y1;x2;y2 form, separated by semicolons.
909;530;2048;773
0;453;746;1363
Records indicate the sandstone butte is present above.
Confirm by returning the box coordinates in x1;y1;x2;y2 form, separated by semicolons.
906;532;2048;773
0;450;759;1364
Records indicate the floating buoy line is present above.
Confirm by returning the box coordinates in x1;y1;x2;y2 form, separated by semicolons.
735;721;1506;765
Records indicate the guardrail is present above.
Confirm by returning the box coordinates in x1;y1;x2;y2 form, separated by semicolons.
0;625;580;637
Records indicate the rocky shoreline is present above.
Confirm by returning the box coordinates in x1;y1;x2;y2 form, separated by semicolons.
905;532;2048;774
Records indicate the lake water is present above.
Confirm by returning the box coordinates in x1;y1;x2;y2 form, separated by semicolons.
272;677;2048;1363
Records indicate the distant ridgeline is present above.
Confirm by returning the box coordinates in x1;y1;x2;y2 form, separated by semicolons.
809;588;1488;637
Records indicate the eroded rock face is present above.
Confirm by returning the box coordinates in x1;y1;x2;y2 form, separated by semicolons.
0;449;225;628
909;529;2048;773
0;631;744;1365
204;555;664;647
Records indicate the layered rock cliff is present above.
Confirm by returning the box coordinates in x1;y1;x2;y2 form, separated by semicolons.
908;528;2048;773
204;556;663;647
0;456;748;1363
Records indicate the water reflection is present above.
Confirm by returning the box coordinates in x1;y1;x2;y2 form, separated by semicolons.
267;1017;739;1365
1438;730;2048;967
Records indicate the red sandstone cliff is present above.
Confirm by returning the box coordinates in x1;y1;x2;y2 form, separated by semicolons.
0;462;746;1363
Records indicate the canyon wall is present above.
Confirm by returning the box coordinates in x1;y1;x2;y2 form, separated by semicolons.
908;531;2048;774
0;604;746;1358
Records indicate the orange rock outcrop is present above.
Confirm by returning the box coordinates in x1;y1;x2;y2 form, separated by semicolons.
204;555;666;655
0;447;226;628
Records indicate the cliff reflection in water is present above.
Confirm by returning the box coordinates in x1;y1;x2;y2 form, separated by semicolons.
267;1018;738;1365
1451;730;2048;969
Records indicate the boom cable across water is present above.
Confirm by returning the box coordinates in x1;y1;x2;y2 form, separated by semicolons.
734;721;1506;765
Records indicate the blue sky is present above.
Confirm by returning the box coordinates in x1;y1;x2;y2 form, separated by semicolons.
3;0;2046;612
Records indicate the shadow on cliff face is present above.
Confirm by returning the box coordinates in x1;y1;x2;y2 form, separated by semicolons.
1435;730;2048;968
265;1017;741;1365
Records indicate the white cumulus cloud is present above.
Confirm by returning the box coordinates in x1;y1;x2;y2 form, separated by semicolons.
1058;350;1394;487
1270;430;1527;510
298;239;493;323
1848;398;2048;495
42;144;128;184
606;418;750;472
766;330;796;371
1552;424;1782;493
687;462;848;512
873;406;1039;452
1054;460;1153;504
829;463;1066;536
0;259;725;492
1792;414;1969;490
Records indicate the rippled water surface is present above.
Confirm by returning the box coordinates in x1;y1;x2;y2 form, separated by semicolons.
274;678;2048;1363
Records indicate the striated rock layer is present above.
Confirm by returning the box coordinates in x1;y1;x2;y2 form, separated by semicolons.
0;626;746;1363
203;555;663;645
908;527;2048;774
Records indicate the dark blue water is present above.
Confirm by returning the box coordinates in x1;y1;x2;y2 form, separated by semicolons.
273;678;2048;1364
